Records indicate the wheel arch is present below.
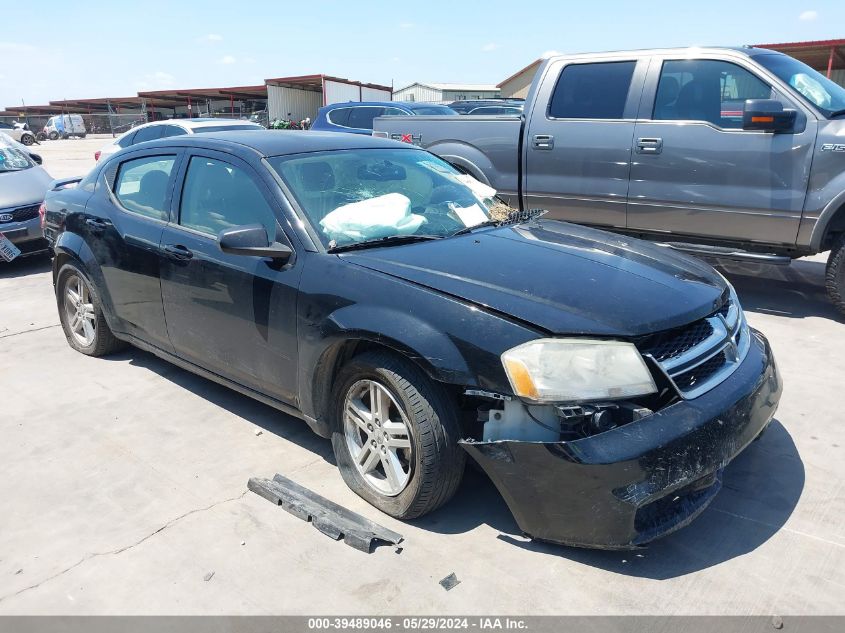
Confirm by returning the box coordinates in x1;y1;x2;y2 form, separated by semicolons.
52;233;119;331
300;308;476;438
810;186;845;252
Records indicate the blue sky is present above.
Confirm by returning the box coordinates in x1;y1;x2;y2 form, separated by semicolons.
2;0;844;107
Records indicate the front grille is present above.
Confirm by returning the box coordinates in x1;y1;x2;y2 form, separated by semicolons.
0;204;40;223
639;319;714;363
672;351;727;392
639;293;749;399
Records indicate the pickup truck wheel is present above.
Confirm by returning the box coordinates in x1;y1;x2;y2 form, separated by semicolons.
330;350;465;520
57;264;125;356
826;236;845;316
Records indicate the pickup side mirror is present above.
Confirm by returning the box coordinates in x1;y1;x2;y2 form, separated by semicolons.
742;99;796;133
218;224;292;263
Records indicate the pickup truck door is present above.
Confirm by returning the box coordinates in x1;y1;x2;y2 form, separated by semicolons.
523;56;648;229
626;53;816;246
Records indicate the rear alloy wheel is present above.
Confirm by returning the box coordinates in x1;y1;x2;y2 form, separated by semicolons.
826;235;845;317
57;264;125;356
20;134;34;146
331;351;465;519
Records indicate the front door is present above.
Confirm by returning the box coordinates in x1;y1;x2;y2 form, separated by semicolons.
523;57;647;229
627;55;816;246
159;151;302;404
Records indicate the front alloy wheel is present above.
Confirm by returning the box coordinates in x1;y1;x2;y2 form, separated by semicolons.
343;379;413;496
331;351;465;519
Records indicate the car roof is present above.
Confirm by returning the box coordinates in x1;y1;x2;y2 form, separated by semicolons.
321;101;408;110
132;129;417;157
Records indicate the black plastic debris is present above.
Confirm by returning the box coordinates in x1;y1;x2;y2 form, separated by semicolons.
248;473;404;553
439;573;461;591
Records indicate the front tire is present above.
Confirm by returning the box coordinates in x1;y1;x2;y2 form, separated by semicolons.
330;350;465;519
20;134;34;146
48;131;58;140
826;236;845;317
57;264;125;356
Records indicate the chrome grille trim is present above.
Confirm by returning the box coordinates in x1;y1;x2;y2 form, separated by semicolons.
642;290;749;400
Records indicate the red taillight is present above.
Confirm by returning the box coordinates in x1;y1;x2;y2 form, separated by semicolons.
39;202;47;230
94;150;101;161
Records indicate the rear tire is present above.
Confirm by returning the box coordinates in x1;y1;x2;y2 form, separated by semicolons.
330;350;465;520
20;134;34;146
56;263;126;356
826;236;845;317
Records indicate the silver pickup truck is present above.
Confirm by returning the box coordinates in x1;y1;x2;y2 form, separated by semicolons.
373;46;845;315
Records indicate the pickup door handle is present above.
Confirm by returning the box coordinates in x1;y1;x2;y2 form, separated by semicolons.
532;134;554;150
162;244;194;261
636;137;663;154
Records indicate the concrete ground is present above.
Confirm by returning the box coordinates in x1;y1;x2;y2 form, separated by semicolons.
0;138;843;615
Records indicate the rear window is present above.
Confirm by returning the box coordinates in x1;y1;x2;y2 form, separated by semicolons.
192;124;264;133
548;61;636;119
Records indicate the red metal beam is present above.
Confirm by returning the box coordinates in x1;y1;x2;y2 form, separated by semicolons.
828;46;835;78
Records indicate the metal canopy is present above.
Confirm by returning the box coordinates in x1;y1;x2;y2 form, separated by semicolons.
755;39;845;76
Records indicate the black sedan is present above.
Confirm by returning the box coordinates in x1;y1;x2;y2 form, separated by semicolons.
43;131;781;549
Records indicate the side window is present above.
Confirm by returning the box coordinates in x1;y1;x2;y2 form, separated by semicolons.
0;122;12;129
132;125;164;144
116;131;137;148
548;61;636;119
327;107;351;126
179;156;277;239
653;59;774;128
348;107;384;130
113;155;176;220
382;107;411;117
161;125;187;138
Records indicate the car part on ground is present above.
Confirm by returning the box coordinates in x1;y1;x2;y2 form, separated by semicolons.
44;130;782;549
248;473;404;552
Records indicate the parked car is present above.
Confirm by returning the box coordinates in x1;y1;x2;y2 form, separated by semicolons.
0;134;52;258
447;99;525;114
0;121;37;146
44;114;86;140
375;46;845;315
43;130;780;549
311;102;456;135
95;118;264;161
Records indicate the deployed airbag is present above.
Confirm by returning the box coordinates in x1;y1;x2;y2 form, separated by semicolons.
320;193;426;243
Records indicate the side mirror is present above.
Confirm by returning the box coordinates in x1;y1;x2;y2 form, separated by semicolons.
218;224;292;263
29;152;43;165
742;99;796;133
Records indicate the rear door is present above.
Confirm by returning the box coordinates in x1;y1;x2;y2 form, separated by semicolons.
85;149;182;351
158;150;302;404
524;56;648;229
627;54;816;245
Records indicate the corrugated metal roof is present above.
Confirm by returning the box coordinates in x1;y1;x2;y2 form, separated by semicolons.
394;82;500;93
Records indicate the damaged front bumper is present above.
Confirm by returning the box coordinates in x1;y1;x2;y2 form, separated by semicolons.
460;329;781;549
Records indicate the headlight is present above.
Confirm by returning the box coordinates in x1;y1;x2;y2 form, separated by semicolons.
501;339;657;403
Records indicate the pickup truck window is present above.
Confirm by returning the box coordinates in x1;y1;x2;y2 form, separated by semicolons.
654;59;772;128
548;61;636;120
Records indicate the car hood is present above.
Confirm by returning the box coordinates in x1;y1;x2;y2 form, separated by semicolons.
0;166;53;209
341;221;728;337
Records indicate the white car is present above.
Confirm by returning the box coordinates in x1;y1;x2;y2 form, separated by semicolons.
94;118;265;161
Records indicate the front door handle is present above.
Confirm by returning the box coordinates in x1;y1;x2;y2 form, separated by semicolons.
162;244;194;261
636;137;663;154
532;134;554;150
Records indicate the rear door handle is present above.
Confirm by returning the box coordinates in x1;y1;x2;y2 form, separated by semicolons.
532;134;554;150
85;218;109;233
162;244;193;261
636;137;663;154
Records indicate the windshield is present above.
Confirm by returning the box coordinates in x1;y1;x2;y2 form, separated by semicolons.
408;105;457;115
756;53;845;117
0;144;33;173
268;149;497;248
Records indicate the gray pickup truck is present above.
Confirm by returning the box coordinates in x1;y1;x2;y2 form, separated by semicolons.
373;46;845;314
